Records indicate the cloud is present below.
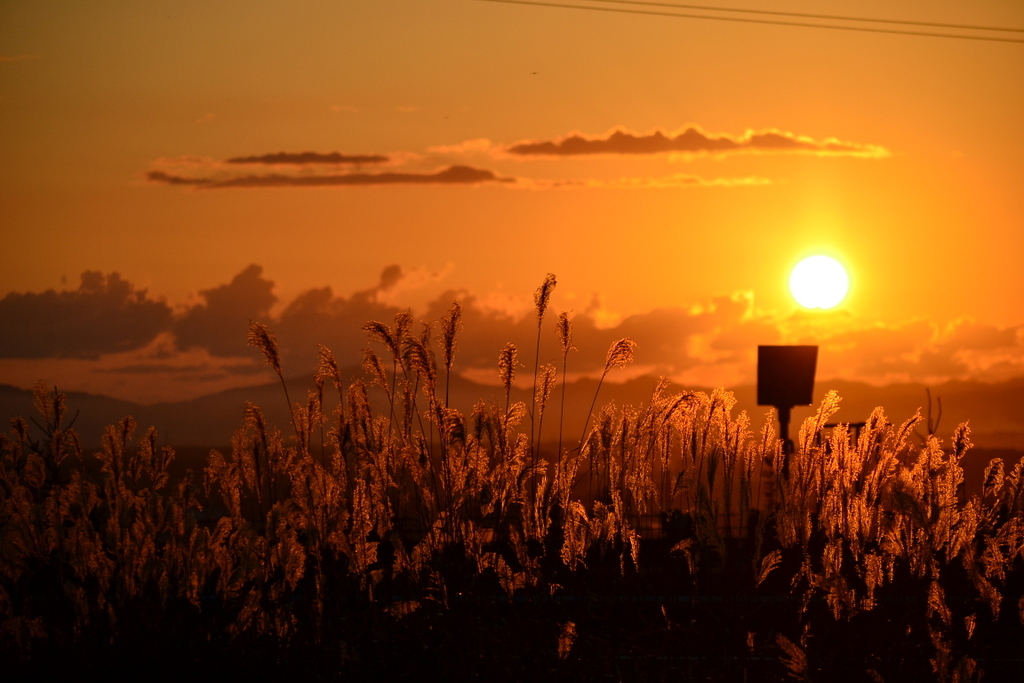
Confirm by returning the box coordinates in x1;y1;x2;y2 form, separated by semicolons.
410;289;1024;389
812;318;1024;385
0;330;273;404
517;174;774;190
175;265;277;357
263;265;463;372
94;363;209;374
402;289;772;386
160;264;450;373
146;165;513;188
147;122;882;193
0;272;172;359
165;270;1024;387
428;138;499;156
938;319;1022;351
226;152;389;165
94;360;265;377
504;125;889;159
600;174;774;189
5;267;1023;400
923;320;1024;381
373;264;456;305
147;171;206;186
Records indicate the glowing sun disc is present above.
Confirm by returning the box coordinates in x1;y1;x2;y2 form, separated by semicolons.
789;256;849;309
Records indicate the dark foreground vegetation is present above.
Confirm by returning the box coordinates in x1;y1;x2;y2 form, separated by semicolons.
3;278;1023;681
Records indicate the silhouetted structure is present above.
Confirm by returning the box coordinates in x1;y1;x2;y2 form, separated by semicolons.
757;345;818;464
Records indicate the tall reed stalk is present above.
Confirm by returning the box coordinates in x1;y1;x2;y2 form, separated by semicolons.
530;274;556;509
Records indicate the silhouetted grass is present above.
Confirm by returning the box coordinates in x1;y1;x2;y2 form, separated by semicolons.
3;276;1022;681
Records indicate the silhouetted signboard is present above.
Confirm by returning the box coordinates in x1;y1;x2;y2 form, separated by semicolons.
757;345;818;460
757;345;818;407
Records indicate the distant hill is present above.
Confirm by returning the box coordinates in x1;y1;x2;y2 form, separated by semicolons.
3;374;1022;452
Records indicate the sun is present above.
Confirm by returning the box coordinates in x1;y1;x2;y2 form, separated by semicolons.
789;255;849;309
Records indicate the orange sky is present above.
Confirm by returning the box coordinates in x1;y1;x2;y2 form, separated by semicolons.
2;1;1023;404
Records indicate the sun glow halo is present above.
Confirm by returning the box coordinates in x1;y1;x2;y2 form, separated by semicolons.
789;255;849;309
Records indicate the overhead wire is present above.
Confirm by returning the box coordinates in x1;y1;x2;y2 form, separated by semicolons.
478;0;1024;44
584;0;1024;34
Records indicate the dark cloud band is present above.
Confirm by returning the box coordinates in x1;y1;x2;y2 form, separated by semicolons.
2;267;1021;390
226;152;389;165
506;126;886;157
0;273;172;358
147;165;512;188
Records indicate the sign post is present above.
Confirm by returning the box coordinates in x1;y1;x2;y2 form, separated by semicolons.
757;345;818;470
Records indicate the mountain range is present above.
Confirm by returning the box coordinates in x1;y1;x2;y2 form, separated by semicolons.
4;373;1021;452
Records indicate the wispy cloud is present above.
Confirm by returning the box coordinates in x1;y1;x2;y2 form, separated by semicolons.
504;125;889;159
588;174;772;189
428;138;500;156
146;122;887;192
226;152;390;165
147;165;513;188
511;174;773;190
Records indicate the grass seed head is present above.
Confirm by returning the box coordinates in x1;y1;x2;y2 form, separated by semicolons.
362;347;390;395
402;335;437;388
395;311;414;345
558;620;577;660
247;321;282;376
363;321;397;357
534;273;557;321
439;301;462;371
499;342;518;394
557;311;574;358
317;345;343;391
604;338;637;373
536;362;557;413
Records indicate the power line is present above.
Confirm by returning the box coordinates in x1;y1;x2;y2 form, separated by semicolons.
585;0;1024;34
478;0;1024;44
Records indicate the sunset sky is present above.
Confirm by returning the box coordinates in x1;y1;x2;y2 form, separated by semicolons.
2;1;1023;405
